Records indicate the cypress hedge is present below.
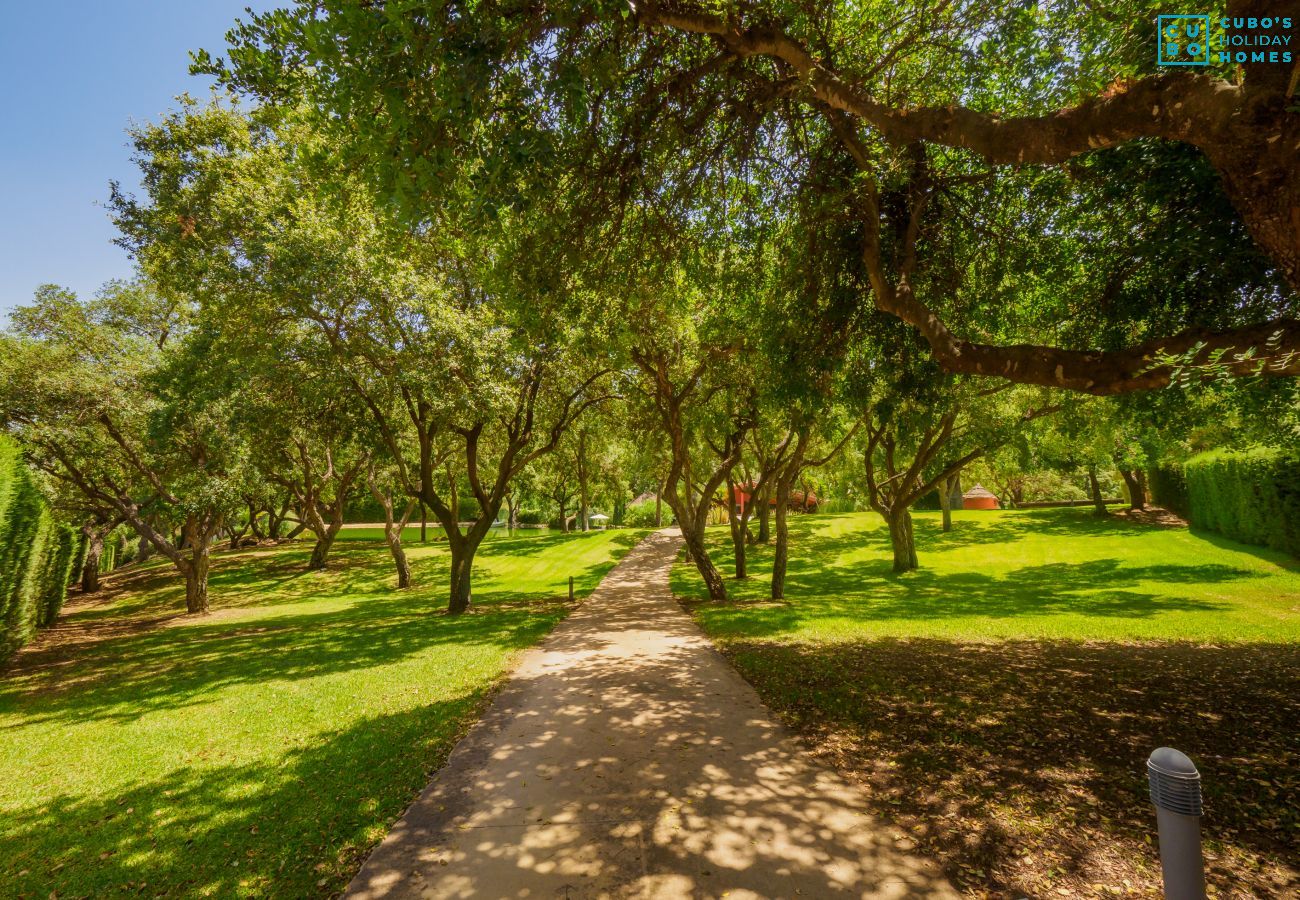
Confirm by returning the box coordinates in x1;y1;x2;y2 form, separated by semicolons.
1164;447;1300;558
1149;462;1191;518
0;437;78;661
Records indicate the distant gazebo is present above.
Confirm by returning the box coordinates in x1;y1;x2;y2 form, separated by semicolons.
962;483;1000;510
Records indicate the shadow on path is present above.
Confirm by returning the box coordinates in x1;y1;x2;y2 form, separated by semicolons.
347;530;957;899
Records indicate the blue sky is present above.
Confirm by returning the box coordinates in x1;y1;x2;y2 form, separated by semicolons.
0;1;280;319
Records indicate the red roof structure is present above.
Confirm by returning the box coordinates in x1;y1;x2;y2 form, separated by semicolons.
962;483;1000;510
727;483;819;516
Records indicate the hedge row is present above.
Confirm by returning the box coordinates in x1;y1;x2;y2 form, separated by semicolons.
1149;463;1191;519
1154;447;1300;558
1;437;79;662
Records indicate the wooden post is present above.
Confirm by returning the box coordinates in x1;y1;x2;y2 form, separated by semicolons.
568;576;575;602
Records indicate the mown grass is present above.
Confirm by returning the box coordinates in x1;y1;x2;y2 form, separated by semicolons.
673;510;1299;897
0;528;643;898
673;509;1300;642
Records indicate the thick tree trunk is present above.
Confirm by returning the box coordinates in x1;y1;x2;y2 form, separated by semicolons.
641;8;1300;392
308;525;340;570
267;500;290;540
1121;469;1147;511
887;508;919;573
771;498;790;600
727;482;747;579
681;523;728;602
80;525;105;594
182;545;211;614
135;531;153;565
249;503;266;541
447;538;480;614
771;456;803;600
1087;465;1108;516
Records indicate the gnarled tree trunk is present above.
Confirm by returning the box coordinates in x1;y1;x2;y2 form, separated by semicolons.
726;477;747;579
887;508;919;573
1120;469;1147;511
1088;465;1108;516
80;522;107;593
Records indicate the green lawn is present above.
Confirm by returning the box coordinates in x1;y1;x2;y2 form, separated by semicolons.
0;528;643;898
674;510;1300;897
335;525;553;542
674;508;1300;642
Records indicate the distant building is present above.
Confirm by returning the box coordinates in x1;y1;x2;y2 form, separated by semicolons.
962;483;1000;510
727;483;819;516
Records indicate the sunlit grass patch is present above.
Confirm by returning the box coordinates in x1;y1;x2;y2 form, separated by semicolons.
0;528;643;897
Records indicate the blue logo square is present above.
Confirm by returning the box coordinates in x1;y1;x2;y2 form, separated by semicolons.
1158;14;1211;65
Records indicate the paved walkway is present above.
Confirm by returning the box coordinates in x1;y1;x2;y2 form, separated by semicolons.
347;529;958;899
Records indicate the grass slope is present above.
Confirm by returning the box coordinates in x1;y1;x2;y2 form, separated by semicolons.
0;528;643;898
674;510;1300;897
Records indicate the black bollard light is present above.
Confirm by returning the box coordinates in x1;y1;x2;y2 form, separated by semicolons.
1147;747;1207;900
568;575;574;602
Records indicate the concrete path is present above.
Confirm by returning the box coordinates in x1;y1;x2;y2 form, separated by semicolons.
347;529;958;899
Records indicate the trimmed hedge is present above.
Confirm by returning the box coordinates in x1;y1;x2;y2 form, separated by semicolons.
1179;447;1300;558
1149;463;1191;519
1153;449;1300;557
0;437;78;661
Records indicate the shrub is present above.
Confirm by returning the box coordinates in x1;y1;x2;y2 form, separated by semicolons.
815;498;859;514
0;437;78;660
1150;463;1191;518
38;525;78;627
913;491;941;510
624;502;669;528
1181;447;1300;557
516;509;545;526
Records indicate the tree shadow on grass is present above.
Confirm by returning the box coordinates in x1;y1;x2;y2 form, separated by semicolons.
685;556;1244;641
2;588;563;728
0;701;483;898
3;533;648;727
722;638;1300;897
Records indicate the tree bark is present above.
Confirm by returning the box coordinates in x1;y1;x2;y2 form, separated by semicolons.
368;465;415;588
308;525;340;570
638;3;1300;389
182;550;210;614
446;518;495;614
1120;469;1147;511
770;433;808;601
177;513;217;614
80;524;105;593
1088;465;1108;516
888;508;919;573
726;478;747;579
577;430;590;532
388;518;413;589
134;530;153;565
757;483;772;543
939;477;953;533
681;522;728;602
